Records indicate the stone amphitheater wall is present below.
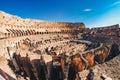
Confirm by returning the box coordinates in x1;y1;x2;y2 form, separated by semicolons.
0;22;85;39
91;24;119;30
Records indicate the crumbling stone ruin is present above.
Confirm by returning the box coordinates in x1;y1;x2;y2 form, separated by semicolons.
0;11;120;80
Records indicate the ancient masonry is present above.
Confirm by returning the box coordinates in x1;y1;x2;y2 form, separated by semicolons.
0;11;120;80
0;11;85;56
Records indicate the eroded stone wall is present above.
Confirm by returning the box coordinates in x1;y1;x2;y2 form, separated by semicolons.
8;39;114;80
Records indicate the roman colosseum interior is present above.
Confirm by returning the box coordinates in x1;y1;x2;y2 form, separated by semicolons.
0;11;120;80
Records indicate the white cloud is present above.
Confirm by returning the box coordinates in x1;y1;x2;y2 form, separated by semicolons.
83;9;92;12
111;1;120;6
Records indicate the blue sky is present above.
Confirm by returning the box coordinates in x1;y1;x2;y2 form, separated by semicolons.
0;0;120;28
